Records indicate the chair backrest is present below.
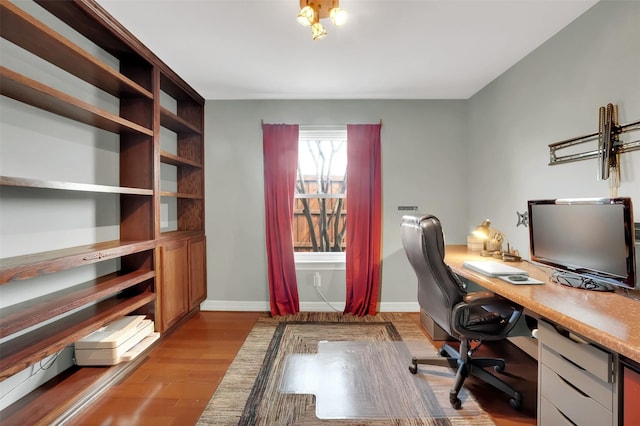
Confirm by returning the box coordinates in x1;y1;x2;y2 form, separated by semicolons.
400;214;465;336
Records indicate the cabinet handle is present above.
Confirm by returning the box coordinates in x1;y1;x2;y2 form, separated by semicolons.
557;373;590;398
82;251;115;261
556;407;577;426
559;353;587;372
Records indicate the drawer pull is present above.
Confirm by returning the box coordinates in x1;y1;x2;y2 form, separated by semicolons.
560;353;587;372
558;408;578;426
558;374;589;398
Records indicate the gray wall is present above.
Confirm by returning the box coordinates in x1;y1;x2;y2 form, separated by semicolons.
466;0;640;257
203;0;640;311
203;101;468;311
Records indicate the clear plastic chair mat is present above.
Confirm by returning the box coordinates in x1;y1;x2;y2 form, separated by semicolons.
278;340;482;420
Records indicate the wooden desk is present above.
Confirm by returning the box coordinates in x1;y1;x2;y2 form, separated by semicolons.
445;245;640;363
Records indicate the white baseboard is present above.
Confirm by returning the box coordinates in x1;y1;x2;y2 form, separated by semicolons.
200;300;419;313
200;300;270;311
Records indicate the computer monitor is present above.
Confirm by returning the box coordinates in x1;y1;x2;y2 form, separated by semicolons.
528;197;637;290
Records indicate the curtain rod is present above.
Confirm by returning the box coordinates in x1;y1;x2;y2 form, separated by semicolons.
261;119;382;127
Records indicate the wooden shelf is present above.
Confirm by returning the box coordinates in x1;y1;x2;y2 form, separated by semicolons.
0;270;154;338
0;351;155;426
0;292;155;380
0;176;153;195
0;240;156;284
0;0;152;99
0;66;153;136
160;191;203;199
160;106;202;135
158;230;204;241
160;150;202;168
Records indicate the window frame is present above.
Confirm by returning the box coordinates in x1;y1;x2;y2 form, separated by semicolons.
294;125;347;263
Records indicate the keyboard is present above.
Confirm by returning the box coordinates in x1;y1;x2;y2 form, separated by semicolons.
463;260;527;277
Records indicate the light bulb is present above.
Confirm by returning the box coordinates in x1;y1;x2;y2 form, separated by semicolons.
330;8;347;26
311;22;327;40
297;6;314;27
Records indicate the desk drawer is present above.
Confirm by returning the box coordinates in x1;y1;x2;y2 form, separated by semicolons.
538;319;613;383
539;396;575;426
540;365;613;426
541;344;614;410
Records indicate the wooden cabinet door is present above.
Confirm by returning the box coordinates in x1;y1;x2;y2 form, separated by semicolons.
623;361;640;425
158;240;189;332
188;236;207;309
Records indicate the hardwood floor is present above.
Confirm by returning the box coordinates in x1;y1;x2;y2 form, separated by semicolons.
68;311;537;425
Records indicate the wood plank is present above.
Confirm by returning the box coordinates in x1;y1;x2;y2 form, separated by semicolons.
0;0;152;99
177;198;205;231
0;176;153;195
0;66;153;136
160;107;202;135
0;292;156;380
160;150;202;168
160;71;204;104
158;230;203;242
160;191;202;199
0;240;156;284
0;270;155;338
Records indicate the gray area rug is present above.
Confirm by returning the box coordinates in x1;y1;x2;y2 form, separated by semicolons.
197;312;495;425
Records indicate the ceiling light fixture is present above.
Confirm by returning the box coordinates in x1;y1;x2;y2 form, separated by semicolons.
297;0;347;40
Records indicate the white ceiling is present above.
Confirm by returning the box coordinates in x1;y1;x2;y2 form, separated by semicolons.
96;0;599;100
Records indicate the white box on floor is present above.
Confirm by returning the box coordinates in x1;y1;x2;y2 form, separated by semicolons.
75;316;155;366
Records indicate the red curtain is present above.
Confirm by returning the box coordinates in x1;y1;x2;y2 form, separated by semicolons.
344;124;382;316
262;123;300;316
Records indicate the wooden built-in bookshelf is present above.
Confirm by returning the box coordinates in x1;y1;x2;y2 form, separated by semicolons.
0;0;206;422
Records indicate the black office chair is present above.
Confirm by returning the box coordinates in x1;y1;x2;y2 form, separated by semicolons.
400;214;523;410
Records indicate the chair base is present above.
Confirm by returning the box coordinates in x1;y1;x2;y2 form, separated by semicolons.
409;342;523;410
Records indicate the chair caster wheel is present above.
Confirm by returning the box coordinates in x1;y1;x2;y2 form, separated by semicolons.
450;397;462;410
439;348;450;357
494;364;504;373
409;358;418;374
509;398;522;410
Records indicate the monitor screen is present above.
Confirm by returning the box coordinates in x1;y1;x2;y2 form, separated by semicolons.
528;197;637;289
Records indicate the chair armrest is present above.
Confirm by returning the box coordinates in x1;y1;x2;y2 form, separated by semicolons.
462;291;500;305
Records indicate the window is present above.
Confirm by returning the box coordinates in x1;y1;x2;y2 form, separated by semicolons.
294;126;347;257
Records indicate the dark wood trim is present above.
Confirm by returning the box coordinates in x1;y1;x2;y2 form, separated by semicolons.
0;176;153;195
0;270;155;338
0;67;153;136
160;151;203;168
161;107;203;134
0;240;156;284
0;0;152;99
35;0;204;103
0;292;156;380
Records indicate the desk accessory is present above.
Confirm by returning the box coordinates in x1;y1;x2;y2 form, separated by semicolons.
498;275;544;285
472;219;522;260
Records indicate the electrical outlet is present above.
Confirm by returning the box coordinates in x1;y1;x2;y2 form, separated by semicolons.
313;272;321;287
